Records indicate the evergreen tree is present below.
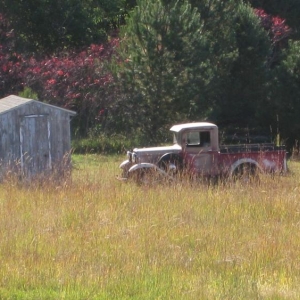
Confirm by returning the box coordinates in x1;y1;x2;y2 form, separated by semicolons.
269;41;300;151
112;0;237;142
1;0;136;53
211;4;272;129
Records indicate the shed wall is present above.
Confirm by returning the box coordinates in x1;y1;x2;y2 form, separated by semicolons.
0;101;74;178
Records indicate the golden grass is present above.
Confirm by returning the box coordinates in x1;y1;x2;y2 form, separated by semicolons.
0;155;299;299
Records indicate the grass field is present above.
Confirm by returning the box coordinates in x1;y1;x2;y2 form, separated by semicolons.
0;154;300;299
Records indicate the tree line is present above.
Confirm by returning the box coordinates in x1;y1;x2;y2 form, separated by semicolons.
1;0;300;152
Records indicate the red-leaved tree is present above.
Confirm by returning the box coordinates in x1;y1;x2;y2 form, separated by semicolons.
23;40;119;135
254;8;292;67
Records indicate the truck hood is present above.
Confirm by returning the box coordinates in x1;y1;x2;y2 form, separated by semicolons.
132;144;182;164
133;144;182;154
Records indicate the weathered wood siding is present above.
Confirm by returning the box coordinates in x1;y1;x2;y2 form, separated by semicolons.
0;97;75;178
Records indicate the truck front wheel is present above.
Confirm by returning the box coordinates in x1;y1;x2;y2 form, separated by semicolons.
158;154;183;178
129;167;162;186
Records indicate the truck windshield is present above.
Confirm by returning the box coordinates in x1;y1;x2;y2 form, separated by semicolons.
173;133;179;144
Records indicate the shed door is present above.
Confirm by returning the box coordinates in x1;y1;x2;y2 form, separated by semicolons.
20;115;52;177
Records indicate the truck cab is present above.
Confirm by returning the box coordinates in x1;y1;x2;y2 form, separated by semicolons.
170;122;219;175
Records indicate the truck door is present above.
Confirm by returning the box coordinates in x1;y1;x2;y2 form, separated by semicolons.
183;130;215;175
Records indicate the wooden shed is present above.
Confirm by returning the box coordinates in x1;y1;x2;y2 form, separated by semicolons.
0;95;76;179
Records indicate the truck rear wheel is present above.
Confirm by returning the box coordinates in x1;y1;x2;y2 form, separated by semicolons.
232;163;260;184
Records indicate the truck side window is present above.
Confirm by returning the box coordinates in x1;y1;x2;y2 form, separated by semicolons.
200;131;211;147
186;131;210;147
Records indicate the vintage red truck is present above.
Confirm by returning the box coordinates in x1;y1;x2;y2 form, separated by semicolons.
118;122;287;183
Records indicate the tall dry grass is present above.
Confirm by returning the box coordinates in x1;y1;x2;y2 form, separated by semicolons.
0;155;299;299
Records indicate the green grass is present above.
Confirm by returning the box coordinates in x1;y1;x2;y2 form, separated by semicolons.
0;155;300;299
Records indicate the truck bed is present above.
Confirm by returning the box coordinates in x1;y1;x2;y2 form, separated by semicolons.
220;143;285;154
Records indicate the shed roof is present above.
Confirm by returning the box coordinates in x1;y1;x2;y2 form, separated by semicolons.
0;95;76;116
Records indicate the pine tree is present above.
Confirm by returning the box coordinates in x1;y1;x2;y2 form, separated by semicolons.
112;0;237;141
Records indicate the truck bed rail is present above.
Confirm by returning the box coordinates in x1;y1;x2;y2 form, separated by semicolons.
220;143;285;154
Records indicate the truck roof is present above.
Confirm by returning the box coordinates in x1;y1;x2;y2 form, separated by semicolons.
170;122;217;132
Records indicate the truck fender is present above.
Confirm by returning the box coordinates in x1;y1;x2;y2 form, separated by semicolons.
119;159;132;170
128;163;168;176
118;160;134;180
230;158;263;176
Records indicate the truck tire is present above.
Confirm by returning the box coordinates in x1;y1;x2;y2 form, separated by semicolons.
232;163;259;184
157;153;183;176
130;167;161;186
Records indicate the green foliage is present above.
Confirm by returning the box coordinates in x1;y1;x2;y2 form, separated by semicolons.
269;40;300;151
71;125;167;154
1;0;136;53
2;0;98;52
72;133;133;154
211;3;272;128
18;87;38;100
